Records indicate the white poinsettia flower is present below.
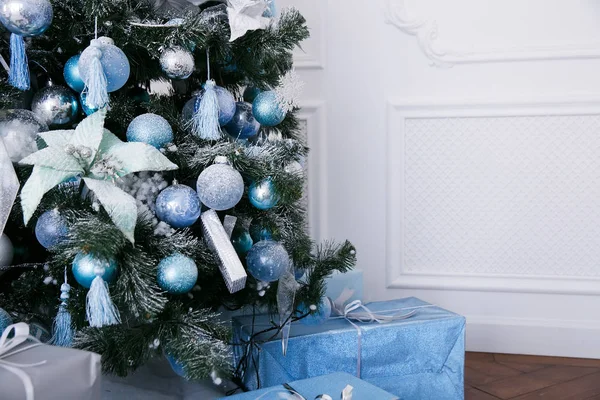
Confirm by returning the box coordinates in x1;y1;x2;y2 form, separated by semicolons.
19;109;178;243
227;0;270;41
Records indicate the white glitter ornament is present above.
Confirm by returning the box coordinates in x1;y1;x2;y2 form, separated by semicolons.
196;156;244;211
159;46;195;80
0;109;47;162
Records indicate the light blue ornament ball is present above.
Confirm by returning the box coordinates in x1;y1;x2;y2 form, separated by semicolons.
155;184;201;228
196;161;245;211
78;37;130;93
231;226;253;254
63;55;85;92
298;296;332;326
0;0;53;36
72;252;118;289
35;209;69;249
0;308;13;335
249;178;279;210
126;113;174;149
224;102;261;139
246;240;290;282
249;219;273;242
252;91;285;126
80;92;103;115
243;86;261;103
157;253;198;294
193;86;236;126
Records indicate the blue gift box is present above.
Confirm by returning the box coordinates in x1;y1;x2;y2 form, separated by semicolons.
232;297;465;399
222;371;398;399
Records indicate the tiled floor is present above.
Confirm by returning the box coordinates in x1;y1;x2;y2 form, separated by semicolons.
466;352;600;399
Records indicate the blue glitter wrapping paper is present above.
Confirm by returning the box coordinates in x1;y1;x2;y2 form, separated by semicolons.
222;372;398;400
232;297;465;399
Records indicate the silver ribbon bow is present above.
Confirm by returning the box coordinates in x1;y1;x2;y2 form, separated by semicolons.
0;139;19;236
0;322;47;400
334;300;418;378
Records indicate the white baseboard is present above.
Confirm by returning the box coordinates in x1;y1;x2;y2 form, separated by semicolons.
467;316;600;359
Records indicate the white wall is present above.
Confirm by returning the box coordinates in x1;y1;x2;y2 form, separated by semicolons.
285;0;600;358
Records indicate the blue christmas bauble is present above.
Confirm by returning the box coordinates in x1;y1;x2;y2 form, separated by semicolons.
249;219;273;242
72;252;118;289
252;91;285;127
31;85;79;127
63;55;85;92
126;113;174;149
193;86;236;126
249;178;279;210
29;321;51;342
196;160;244;211
231;226;253;254
243;86;261;103
246;240;290;282
35;209;69;249
298;296;332;326
157;253;198;294
294;268;305;281
78;37;130;93
80;92;103;115
166;353;186;378
0;0;52;37
155;184;201;228
0;308;13;335
224;102;261;139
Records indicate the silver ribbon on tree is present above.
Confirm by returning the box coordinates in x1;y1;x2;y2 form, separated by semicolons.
0;139;19;235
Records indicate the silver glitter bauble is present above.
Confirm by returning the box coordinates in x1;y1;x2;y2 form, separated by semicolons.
32;85;79;126
196;157;244;211
0;0;53;37
160;46;195;80
0;233;14;267
0;109;47;162
284;160;304;176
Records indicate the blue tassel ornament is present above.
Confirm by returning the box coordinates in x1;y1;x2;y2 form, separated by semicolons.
8;34;30;90
83;45;109;109
51;282;74;347
192;80;221;140
86;270;121;328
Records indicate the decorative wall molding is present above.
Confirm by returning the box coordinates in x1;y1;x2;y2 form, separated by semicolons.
386;97;600;295
385;0;600;67
467;315;600;358
298;101;327;242
291;1;325;69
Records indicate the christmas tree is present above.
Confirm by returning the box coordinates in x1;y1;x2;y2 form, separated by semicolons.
0;0;355;384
